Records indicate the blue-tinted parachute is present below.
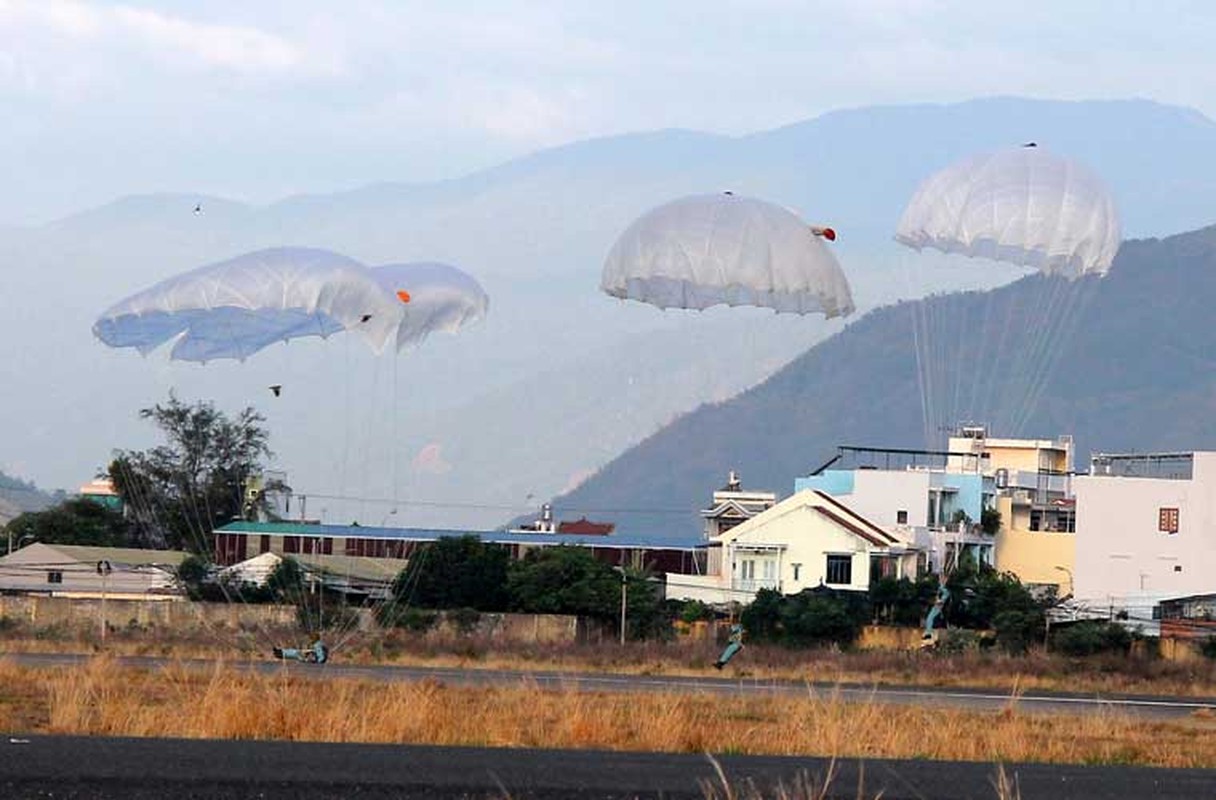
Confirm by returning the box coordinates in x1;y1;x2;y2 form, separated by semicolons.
93;247;404;362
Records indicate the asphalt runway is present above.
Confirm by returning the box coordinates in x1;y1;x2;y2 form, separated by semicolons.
6;651;1216;719
2;735;1216;799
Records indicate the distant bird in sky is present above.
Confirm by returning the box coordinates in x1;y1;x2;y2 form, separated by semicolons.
360;313;373;323
269;384;282;397
193;203;202;214
1022;142;1037;148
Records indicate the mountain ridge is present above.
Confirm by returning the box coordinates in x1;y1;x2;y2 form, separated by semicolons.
546;222;1216;540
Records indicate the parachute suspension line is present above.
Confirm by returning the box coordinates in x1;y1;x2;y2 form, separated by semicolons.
996;276;1065;433
338;332;353;525
961;286;1000;429
900;252;935;449
1010;276;1100;436
114;452;279;655
996;273;1079;435
391;351;401;516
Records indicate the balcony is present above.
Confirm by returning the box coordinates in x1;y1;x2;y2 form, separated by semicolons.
732;578;781;594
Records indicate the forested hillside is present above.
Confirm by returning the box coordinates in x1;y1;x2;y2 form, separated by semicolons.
550;225;1216;539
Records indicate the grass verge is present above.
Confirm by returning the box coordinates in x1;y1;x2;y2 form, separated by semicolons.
2;656;1215;768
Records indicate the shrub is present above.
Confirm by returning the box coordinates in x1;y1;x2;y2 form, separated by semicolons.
742;587;868;649
678;600;715;625
1199;636;1216;660
447;607;482;635
935;628;983;654
992;609;1039;655
1053;621;1133;656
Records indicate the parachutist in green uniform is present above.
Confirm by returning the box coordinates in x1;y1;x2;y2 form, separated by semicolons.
714;624;744;670
273;636;329;664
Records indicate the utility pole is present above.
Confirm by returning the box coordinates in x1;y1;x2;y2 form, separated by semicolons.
97;560;112;644
619;570;627;646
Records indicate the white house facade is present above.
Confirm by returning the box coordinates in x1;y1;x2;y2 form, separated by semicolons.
0;543;190;599
666;489;920;605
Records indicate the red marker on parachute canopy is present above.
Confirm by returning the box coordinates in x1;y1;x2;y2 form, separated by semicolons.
809;225;836;242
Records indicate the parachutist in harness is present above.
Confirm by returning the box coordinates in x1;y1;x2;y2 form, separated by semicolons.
921;584;951;646
273;637;329;664
714;623;745;670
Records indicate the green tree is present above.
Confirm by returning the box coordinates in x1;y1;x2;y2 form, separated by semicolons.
622;567;669;640
869;575;940;626
391;535;510;611
980;507;1002;535
945;561;1047;653
108;394;272;552
507;546;619;620
5;498;134;548
741;588;784;641
742;587;869;648
1052;620;1133;656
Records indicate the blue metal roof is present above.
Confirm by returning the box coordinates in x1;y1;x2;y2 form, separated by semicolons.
217;521;702;550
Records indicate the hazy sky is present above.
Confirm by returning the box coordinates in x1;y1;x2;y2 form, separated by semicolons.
2;0;1215;224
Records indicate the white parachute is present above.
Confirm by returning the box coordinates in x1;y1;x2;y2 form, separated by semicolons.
601;193;854;317
894;145;1124;441
369;262;490;351
93;247;404;362
895;145;1121;278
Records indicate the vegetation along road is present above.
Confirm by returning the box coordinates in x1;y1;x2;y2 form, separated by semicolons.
7;651;1215;720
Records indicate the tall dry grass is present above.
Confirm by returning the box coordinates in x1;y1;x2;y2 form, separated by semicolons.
6;619;1216;698
3;656;1215;769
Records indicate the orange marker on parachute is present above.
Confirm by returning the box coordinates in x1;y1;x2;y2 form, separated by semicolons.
396;290;411;304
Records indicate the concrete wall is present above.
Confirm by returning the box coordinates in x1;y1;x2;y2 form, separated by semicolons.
0;596;583;645
1074;453;1216;603
799;470;930;528
430;612;581;644
0;595;297;632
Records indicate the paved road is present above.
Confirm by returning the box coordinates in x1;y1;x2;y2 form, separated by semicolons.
1;735;1215;799
6;651;1216;719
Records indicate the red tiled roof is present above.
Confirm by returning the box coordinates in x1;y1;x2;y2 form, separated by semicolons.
557;517;615;536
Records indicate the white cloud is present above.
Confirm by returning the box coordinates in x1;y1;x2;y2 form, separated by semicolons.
0;0;339;78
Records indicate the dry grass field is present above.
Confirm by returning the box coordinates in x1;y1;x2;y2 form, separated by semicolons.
2;655;1215;769
5;626;1216;699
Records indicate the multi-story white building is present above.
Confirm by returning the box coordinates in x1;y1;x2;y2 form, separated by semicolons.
1074;451;1216;614
796;427;1077;590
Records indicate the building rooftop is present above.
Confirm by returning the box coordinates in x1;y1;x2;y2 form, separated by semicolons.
217;521;702;550
2;543;191;569
1088;452;1195;480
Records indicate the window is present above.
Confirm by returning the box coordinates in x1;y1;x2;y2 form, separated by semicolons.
47;571;63;584
1159;507;1180;534
896;510;908;525
740;560;755;580
825;554;852;586
762;560;777;581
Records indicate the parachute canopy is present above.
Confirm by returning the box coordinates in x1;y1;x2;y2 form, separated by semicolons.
93;247;404;362
600;193;855;317
895;146;1121;278
369;262;490;351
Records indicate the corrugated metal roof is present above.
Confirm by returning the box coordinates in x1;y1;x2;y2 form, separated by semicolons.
291;553;404;582
18;543;191;569
217;521;701;550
